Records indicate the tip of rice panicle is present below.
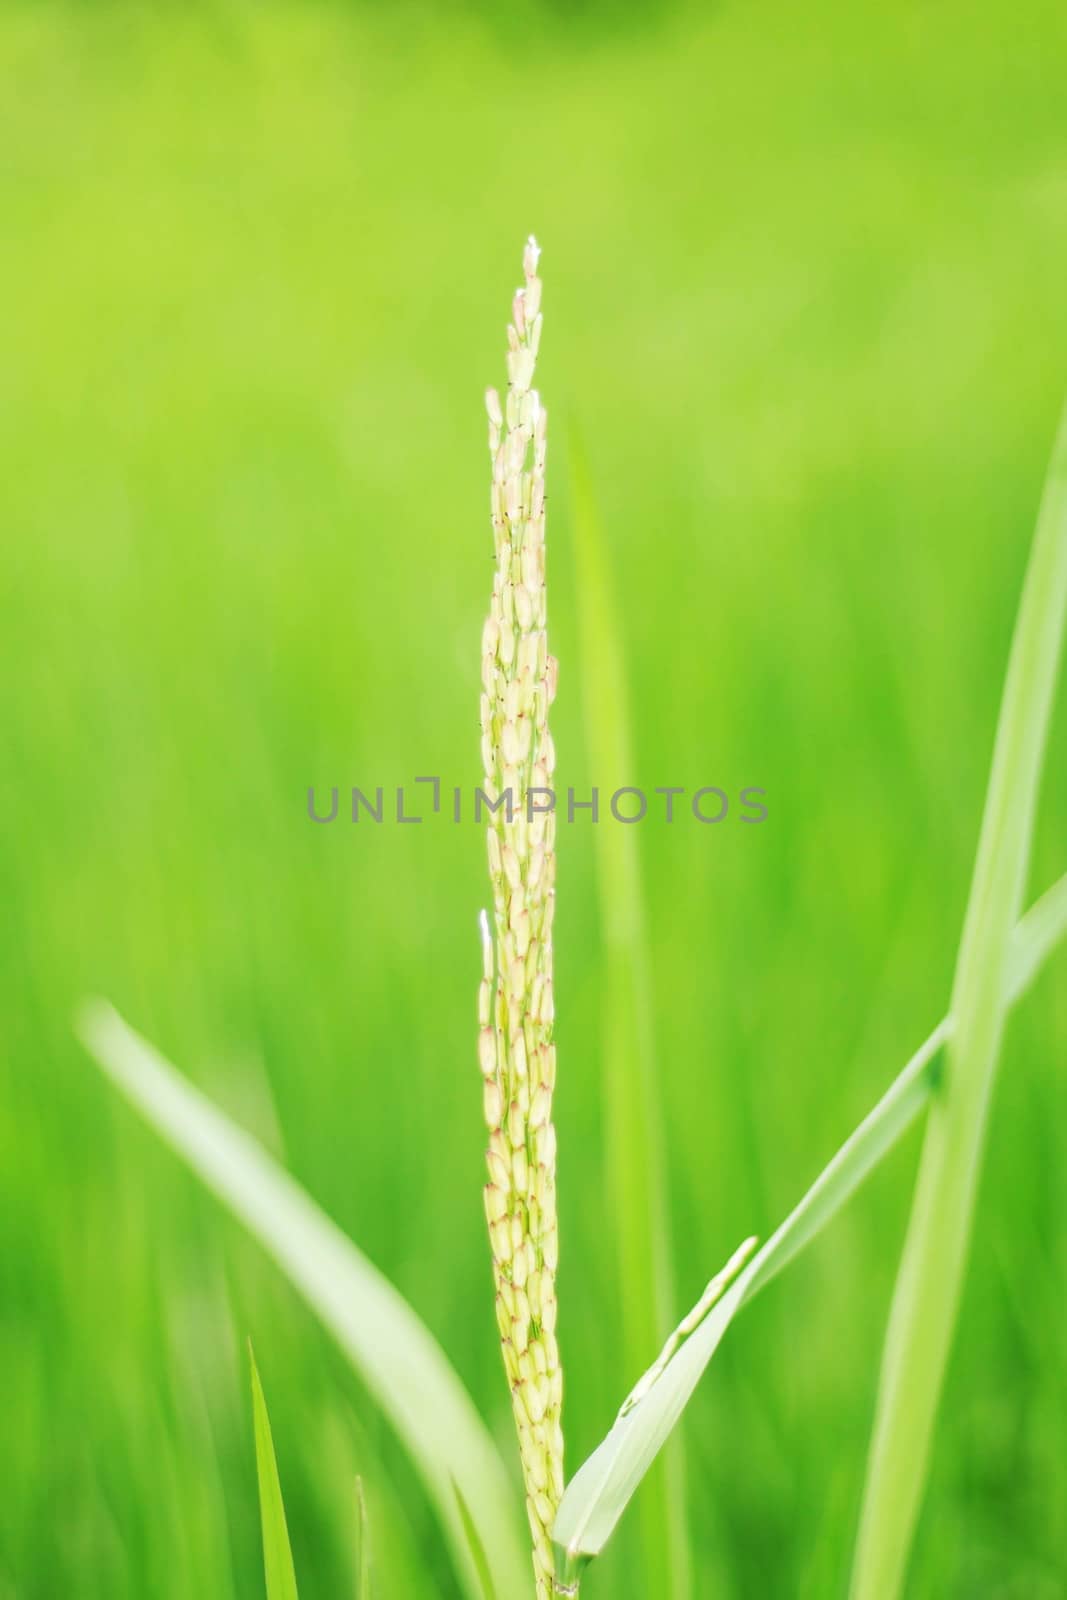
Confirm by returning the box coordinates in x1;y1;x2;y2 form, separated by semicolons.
524;235;541;279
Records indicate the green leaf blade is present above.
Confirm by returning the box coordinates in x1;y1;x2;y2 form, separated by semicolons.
77;1003;528;1600
851;406;1067;1600
452;1479;498;1600
553;869;1067;1576
249;1348;300;1600
355;1477;370;1600
552;1025;939;1575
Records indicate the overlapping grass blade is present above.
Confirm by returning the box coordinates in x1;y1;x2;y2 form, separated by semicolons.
552;869;1067;1583
77;1001;529;1600
1007;869;1067;994
851;406;1067;1599
567;435;690;1597
249;1347;300;1600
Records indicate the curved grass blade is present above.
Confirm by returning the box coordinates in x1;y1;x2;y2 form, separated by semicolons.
851;404;1067;1600
567;432;690;1596
249;1346;300;1600
77;1001;529;1600
552;869;1067;1583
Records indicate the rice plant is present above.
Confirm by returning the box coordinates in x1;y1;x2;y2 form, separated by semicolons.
78;241;1067;1598
477;237;564;1597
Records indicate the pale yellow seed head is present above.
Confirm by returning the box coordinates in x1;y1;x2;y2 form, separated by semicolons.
478;238;562;1599
483;1079;503;1129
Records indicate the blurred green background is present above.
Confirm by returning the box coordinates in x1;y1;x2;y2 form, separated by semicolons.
3;1;1067;1595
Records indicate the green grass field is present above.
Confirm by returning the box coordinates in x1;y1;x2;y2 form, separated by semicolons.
3;2;1067;1595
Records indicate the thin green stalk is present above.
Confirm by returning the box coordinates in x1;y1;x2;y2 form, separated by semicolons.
851;407;1067;1599
568;438;690;1598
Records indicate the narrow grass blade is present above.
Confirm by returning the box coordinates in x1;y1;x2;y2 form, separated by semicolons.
568;434;691;1597
552;869;1067;1582
452;1480;497;1600
249;1347;300;1600
77;1001;529;1600
355;1477;370;1600
1006;868;1067;995
851;409;1067;1599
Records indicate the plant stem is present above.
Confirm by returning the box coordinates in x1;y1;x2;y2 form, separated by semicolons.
850;406;1067;1599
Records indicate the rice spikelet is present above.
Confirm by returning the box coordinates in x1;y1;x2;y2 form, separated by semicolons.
478;235;563;1598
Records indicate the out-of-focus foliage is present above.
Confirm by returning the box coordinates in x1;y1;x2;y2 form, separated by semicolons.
2;2;1066;1596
